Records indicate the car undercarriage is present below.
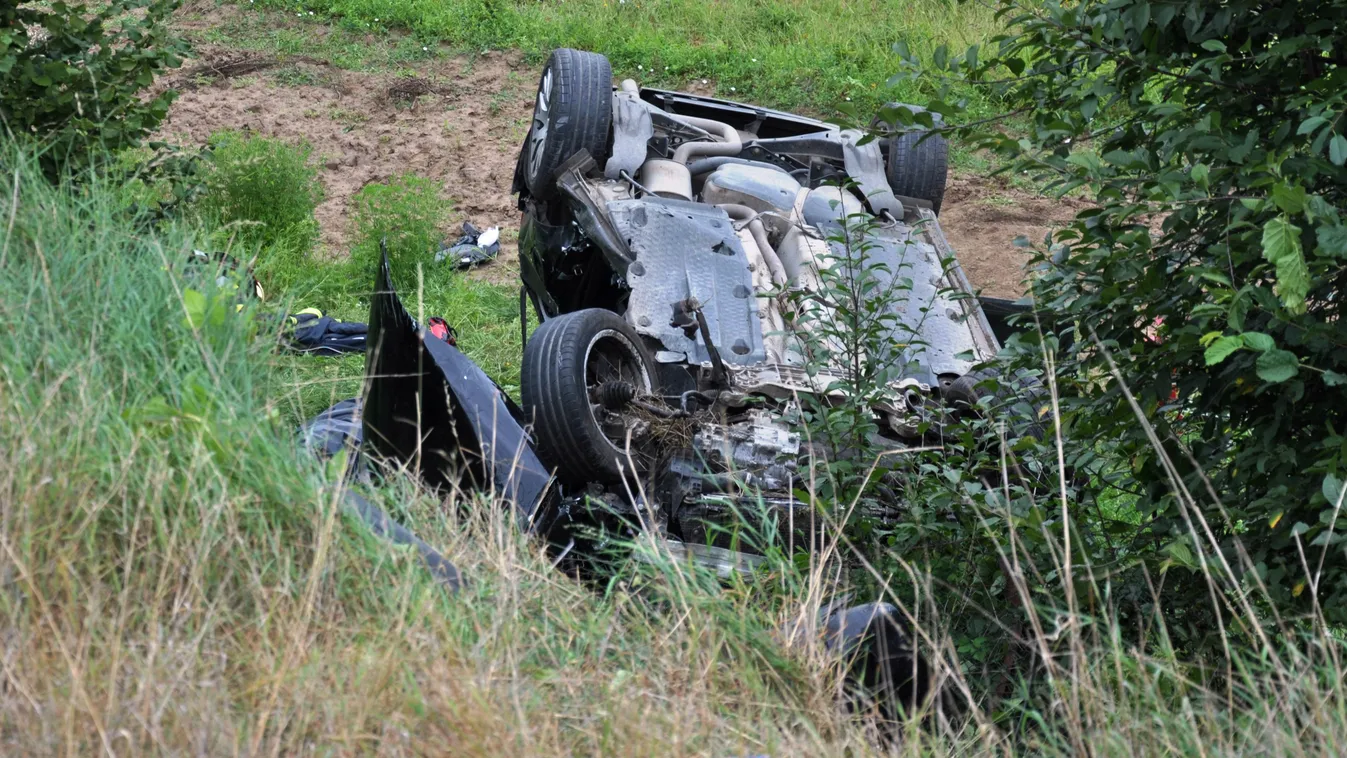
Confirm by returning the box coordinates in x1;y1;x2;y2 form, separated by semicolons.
502;49;1013;561
333;48;1037;715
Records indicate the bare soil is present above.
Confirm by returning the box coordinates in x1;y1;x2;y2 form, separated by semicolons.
160;5;1082;297
158;46;535;284
938;175;1089;297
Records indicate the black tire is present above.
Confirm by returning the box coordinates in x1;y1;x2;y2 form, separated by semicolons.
824;602;933;721
886;129;949;214
523;49;613;197
522;309;654;485
941;368;1047;441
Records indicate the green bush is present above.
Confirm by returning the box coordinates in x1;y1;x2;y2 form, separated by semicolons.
0;1;186;173
350;173;446;276
198;131;323;248
898;0;1347;640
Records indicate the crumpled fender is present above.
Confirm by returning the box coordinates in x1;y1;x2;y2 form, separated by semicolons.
361;251;558;535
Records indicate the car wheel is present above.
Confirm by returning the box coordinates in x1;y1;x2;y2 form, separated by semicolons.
523;48;613;198
823;602;934;721
941;368;1047;441
522;309;654;485
885;129;949;214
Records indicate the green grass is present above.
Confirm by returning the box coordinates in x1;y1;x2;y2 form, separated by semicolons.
8;135;1347;754
189;133;527;421
214;0;1001;122
0;141;831;754
198;130;323;252
186;0;1014;173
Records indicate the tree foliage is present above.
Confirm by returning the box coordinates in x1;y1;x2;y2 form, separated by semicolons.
1;1;185;171
892;0;1347;631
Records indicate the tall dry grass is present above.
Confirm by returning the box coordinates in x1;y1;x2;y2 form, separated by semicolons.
1;141;1345;756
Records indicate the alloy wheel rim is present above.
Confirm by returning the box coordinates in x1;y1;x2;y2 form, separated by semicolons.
527;68;552;181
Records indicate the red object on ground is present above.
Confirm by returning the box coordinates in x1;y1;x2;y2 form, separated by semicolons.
427;317;456;345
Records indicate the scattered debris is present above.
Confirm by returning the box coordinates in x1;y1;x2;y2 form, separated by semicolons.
427;316;457;344
361;251;556;533
299;397;362;457
283;308;368;355
435;221;500;269
342;490;464;589
179;53;279;87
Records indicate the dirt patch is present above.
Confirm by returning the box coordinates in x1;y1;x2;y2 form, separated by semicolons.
160;5;1077;295
938;175;1089;298
157;45;535;284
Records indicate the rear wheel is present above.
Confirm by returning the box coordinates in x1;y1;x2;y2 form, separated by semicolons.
523;48;614;197
522;309;654;485
885;129;949;214
941;368;1047;441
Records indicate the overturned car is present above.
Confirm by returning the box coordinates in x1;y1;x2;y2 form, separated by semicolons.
330;48;1047;716
503;49;1012;557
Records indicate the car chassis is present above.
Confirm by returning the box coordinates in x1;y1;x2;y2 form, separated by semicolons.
342;49;1033;714
354;48;1021;566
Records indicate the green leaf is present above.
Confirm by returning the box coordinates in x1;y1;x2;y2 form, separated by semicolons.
1127;2;1150;29
182;288;206;329
932;44;949;70
1331;135;1347;167
1298;116;1328;135
1197;270;1231;286
1190;163;1209;188
1227;288;1251;330
1103;149;1136;167
1325;474;1346;506
1325;370;1347;387
1240;332;1275;352
1291;522;1311;537
1204;335;1243;365
1255;349;1299;383
1271;184;1306;215
1200;39;1227;52
1317;224;1347;258
1261;216;1309;315
1066;152;1102;173
1153;3;1177;28
1198;331;1223;348
1162;540;1198;570
1080;95;1098;121
1306;195;1340;224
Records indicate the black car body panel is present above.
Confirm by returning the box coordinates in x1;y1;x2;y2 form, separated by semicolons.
362;253;557;533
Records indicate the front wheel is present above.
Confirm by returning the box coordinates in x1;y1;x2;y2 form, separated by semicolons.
521;309;654;485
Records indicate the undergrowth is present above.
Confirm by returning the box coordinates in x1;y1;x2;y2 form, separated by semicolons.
179;133;526;419
0;139;849;754
4;133;1347;753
